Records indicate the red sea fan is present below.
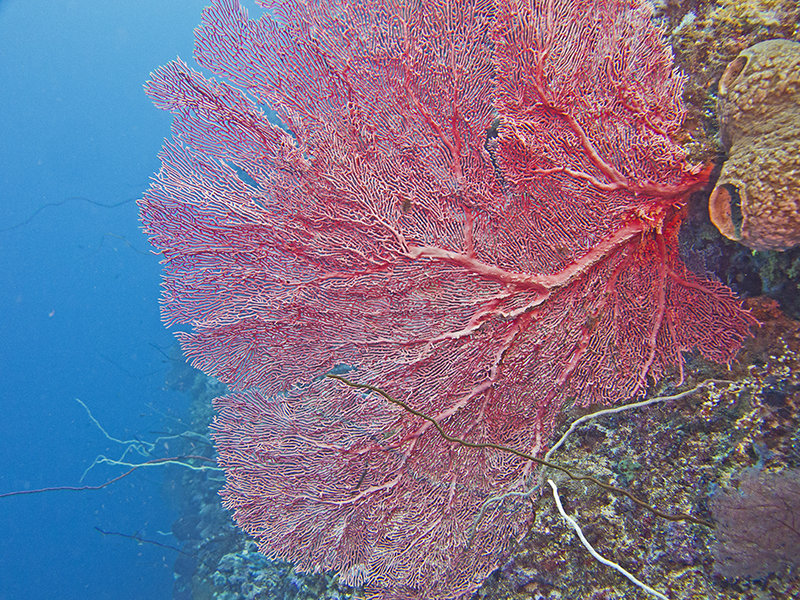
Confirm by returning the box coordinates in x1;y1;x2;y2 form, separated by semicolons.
139;0;755;598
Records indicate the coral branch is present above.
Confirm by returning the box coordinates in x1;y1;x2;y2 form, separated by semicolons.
141;0;756;597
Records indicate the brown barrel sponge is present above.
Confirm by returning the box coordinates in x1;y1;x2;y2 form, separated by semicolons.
709;39;800;251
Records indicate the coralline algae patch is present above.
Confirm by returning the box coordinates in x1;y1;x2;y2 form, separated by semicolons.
709;39;800;251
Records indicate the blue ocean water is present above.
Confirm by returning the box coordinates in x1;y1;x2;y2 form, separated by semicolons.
0;2;231;598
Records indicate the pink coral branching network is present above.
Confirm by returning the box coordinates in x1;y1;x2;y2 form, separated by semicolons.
139;0;755;597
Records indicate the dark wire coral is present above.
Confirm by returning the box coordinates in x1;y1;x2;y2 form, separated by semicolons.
711;468;800;579
328;374;713;528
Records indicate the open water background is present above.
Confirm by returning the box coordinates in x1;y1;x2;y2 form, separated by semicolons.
0;1;262;598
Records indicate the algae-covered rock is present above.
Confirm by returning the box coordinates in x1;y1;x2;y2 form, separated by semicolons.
709;39;800;251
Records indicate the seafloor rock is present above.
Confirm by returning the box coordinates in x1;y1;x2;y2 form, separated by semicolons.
709;39;800;251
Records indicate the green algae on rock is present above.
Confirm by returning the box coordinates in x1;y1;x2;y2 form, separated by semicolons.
709;39;800;251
